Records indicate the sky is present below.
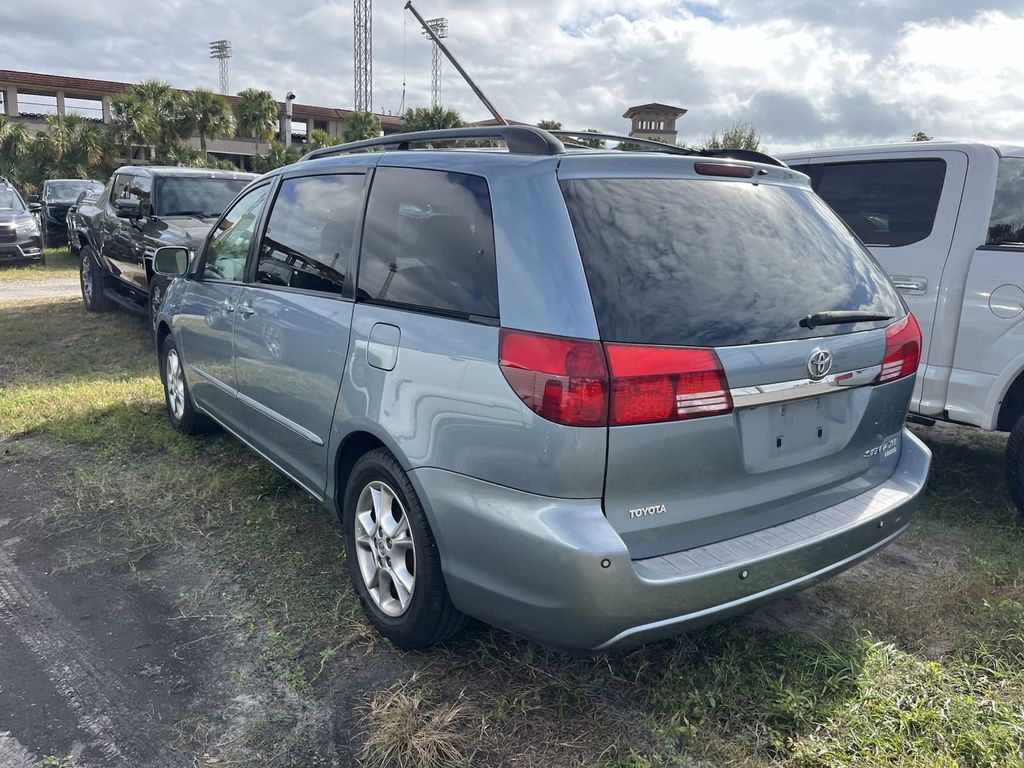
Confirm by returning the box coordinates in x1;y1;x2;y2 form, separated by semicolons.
3;0;1024;153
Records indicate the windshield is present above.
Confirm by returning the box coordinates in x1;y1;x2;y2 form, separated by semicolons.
155;177;250;217
44;180;104;202
560;177;905;347
0;188;26;212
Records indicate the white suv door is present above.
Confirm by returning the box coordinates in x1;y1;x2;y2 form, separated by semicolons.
791;150;968;415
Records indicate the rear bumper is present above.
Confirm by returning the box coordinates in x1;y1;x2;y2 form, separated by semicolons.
411;427;931;651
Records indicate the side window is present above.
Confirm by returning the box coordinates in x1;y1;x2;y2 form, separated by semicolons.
814;159;946;247
126;175;153;216
109;174;130;203
255;174;363;295
202;185;270;282
358;167;498;318
987;157;1024;246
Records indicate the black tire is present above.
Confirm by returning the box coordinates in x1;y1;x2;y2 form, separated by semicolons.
69;232;80;255
343;449;468;649
1005;415;1024;523
80;246;112;312
159;334;215;435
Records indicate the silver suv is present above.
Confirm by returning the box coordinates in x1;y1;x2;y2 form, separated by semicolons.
152;127;931;651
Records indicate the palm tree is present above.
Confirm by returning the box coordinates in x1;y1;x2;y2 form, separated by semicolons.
252;141;301;173
234;88;279;153
186;88;234;157
32;114;108;179
108;92;153;164
0;115;31;185
401;106;465;133
536;119;562;130
132;79;192;153
308;129;342;150
344;111;381;142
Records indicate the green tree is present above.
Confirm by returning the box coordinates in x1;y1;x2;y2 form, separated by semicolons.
0;115;31;187
134;80;193;154
108;92;153;165
911;131;932;142
536;119;562;130
704;121;762;151
344;111;381;142
401;105;465;133
578;129;605;149
234;88;279;152
186;88;234;156
308;129;343;150
252;141;302;173
31;114;110;180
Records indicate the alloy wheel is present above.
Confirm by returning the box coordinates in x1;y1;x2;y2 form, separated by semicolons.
165;347;186;421
81;254;93;304
353;480;417;617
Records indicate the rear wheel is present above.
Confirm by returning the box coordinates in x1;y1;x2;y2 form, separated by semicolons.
80;246;112;312
1005;415;1024;523
160;335;214;435
343;449;468;648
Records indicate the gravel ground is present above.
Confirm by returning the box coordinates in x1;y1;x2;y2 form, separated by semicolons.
0;279;80;303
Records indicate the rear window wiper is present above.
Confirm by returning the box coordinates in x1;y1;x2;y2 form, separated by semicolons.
800;310;893;329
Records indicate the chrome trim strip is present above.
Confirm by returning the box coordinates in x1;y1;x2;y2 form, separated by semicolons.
237;392;325;446
189;364;237;397
729;364;881;408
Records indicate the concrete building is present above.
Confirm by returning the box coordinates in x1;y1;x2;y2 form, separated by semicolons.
0;69;404;167
623;103;686;144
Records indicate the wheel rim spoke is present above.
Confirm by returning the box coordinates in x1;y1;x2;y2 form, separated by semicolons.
353;480;416;617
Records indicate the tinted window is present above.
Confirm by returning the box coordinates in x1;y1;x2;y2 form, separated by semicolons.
203;185;270;282
987;157;1024;246
0;187;25;211
126;175;153;215
560;178;904;347
110;174;131;202
155;177;251;217
43;180;103;201
358;167;498;318
256;174;363;295
812;159;946;247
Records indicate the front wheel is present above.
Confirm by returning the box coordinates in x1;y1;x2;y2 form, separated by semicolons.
1005;414;1024;523
343;449;468;648
160;335;214;435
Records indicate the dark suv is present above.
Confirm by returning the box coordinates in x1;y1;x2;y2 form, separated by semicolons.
77;166;255;322
150;127;931;651
0;181;43;264
29;178;104;248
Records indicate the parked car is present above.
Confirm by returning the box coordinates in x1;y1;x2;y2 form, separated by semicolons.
27;178;104;248
152;126;931;651
77;166;256;325
66;187;103;255
779;142;1024;517
0;180;43;265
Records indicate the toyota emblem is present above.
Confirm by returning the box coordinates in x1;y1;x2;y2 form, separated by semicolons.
807;349;833;380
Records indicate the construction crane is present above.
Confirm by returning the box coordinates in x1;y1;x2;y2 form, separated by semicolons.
354;0;372;112
404;1;507;125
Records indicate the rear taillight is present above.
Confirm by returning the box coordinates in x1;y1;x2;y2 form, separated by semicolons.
606;344;732;425
499;329;732;427
498;329;608;426
878;313;922;383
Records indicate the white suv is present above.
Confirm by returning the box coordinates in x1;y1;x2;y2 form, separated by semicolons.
780;142;1024;514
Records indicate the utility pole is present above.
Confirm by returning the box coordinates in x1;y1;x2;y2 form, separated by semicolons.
404;2;507;125
353;0;372;112
209;40;232;94
423;17;447;108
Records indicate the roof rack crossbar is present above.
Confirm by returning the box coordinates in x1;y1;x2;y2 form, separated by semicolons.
300;126;564;161
549;130;696;156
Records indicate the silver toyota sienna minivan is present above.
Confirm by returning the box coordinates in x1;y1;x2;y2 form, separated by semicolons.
148;127;931;651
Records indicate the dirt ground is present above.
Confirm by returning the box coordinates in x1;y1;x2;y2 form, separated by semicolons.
0;279;80;303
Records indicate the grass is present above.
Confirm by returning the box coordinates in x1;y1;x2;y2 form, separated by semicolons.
3;296;1024;766
0;247;78;281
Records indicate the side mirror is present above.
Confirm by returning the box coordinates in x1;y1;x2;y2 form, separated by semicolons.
26;194;39;204
114;198;141;219
28;202;41;213
153;246;189;277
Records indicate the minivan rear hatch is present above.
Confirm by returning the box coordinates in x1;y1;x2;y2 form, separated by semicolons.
558;158;913;559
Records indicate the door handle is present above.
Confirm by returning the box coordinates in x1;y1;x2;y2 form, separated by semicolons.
221;298;235;313
892;277;927;292
238;301;256;317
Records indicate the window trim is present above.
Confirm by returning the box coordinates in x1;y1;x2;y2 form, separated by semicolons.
245;170;368;301
803;157;948;248
353;165;501;323
193;178;277;285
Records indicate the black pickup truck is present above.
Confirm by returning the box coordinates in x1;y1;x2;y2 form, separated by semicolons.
28;178;105;248
77;166;255;324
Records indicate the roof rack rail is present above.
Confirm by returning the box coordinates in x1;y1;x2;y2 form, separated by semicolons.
549;130;695;156
549;130;788;167
300;125;564;161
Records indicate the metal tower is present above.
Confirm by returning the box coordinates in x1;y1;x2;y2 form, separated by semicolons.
354;0;372;112
423;17;447;108
209;40;232;94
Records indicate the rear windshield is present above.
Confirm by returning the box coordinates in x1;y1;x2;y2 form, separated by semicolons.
44;180;103;201
987;157;1024;246
560;178;904;347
